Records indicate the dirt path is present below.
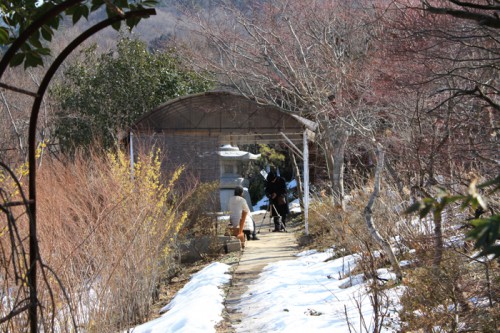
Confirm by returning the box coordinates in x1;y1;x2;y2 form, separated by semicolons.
216;212;300;332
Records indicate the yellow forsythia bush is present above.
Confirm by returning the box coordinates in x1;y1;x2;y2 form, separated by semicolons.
33;148;187;332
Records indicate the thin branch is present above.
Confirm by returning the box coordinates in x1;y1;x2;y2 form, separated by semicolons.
423;1;500;29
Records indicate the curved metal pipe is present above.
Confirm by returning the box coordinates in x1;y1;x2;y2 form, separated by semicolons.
0;0;84;76
26;9;155;331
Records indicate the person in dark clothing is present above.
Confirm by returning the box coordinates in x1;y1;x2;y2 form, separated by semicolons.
265;171;289;232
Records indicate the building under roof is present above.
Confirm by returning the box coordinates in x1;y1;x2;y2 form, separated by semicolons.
129;91;317;233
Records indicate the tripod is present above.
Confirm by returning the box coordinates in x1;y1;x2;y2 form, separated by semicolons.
271;203;287;232
255;200;286;233
256;200;271;234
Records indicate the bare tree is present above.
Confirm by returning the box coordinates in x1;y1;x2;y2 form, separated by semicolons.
353;2;500;280
364;143;403;280
0;71;60;168
180;0;389;209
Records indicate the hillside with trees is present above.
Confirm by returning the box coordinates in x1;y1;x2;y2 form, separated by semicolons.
0;0;498;332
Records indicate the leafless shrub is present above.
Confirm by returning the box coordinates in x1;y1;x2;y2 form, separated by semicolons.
179;181;220;238
401;251;471;331
397;188;499;332
0;148;190;332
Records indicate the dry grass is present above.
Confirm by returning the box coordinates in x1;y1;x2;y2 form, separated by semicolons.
303;180;499;332
179;181;220;238
1;148;190;332
305;184;405;260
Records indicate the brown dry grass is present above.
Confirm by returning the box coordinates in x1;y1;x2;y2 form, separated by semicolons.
1;148;191;332
303;180;499;332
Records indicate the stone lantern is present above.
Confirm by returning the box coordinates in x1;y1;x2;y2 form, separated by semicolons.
217;144;260;212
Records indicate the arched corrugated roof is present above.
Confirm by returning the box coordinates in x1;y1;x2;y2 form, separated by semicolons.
132;91;316;144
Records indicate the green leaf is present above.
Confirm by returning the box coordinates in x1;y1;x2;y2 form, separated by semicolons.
70;5;90;24
91;0;105;12
0;27;9;45
29;34;43;49
65;6;77;16
477;246;500;258
10;53;25;67
116;0;129;8
419;204;432;219
442;195;465;205
467;219;489;238
478;175;500;189
34;1;54;18
48;15;61;30
40;25;54;42
38;47;52;56
405;202;422;215
467;215;500;259
72;9;83;24
459;195;474;210
25;51;44;69
422;197;435;205
111;21;121;31
82;4;90;19
126;17;141;30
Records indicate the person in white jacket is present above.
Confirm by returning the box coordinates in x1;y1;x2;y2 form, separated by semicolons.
228;186;258;241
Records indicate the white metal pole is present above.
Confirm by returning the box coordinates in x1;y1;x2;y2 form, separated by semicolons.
303;130;309;236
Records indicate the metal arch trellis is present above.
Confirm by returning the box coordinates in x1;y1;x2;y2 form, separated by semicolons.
0;2;156;332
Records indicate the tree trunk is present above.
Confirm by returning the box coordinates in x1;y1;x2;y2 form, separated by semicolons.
385;158;405;199
364;143;403;281
329;129;349;210
432;209;443;268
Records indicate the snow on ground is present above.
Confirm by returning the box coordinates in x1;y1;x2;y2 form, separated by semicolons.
129;249;403;333
128;262;231;333
130;185;403;333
